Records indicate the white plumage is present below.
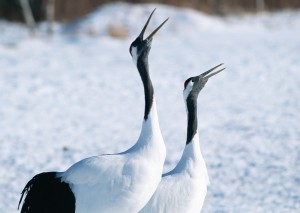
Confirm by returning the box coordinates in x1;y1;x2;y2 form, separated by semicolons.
19;9;168;213
139;135;209;213
62;104;165;213
139;64;225;213
60;10;168;213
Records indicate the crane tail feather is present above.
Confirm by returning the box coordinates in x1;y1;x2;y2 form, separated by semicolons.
18;172;75;213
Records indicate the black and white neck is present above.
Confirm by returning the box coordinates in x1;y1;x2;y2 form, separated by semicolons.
171;64;225;173
184;86;199;145
176;78;202;168
132;40;154;120
183;63;225;144
133;50;161;150
126;9;168;153
129;9;168;121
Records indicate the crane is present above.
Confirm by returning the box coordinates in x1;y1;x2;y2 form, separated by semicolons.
139;63;225;213
19;9;168;213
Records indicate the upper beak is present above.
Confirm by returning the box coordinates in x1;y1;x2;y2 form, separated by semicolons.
199;63;226;80
138;8;169;41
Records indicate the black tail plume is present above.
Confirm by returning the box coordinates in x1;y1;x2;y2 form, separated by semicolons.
18;172;75;213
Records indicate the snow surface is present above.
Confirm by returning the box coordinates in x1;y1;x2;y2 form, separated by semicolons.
0;3;300;213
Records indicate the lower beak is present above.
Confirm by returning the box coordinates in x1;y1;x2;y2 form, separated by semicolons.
199;63;225;79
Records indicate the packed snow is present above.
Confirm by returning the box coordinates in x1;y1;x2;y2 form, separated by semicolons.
0;3;300;213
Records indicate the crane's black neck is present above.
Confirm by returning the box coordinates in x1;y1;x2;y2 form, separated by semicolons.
186;94;198;145
137;56;154;120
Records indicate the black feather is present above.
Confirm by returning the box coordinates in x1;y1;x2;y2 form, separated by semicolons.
18;172;75;213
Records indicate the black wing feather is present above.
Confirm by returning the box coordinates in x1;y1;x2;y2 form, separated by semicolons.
18;172;75;213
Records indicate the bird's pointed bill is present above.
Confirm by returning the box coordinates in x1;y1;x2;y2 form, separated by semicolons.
139;8;156;39
138;8;169;41
198;63;225;80
204;68;225;79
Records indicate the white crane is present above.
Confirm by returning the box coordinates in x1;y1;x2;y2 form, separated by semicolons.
18;9;168;213
139;64;225;213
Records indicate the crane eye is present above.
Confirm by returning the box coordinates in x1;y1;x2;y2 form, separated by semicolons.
184;78;192;89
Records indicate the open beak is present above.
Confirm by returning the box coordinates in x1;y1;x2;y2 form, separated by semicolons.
138;8;169;41
199;63;225;80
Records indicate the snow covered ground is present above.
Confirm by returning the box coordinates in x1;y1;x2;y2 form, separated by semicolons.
0;3;300;213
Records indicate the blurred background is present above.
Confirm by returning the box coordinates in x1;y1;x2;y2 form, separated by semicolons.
0;1;299;213
1;0;300;23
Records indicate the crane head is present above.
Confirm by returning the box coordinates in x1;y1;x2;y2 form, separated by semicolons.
129;9;169;65
183;63;225;100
